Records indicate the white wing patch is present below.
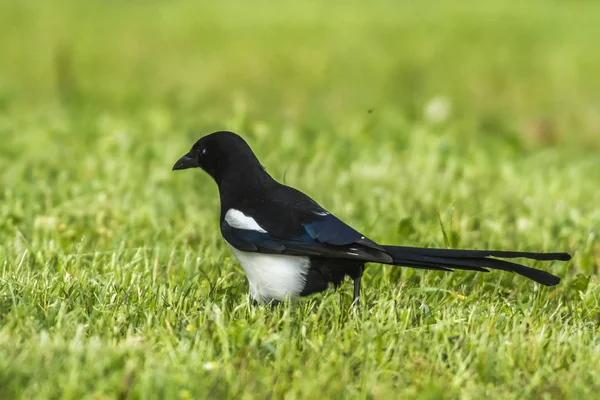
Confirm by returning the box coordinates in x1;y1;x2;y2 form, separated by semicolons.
225;241;309;301
224;209;267;233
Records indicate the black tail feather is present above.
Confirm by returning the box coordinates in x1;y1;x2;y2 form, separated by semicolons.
382;246;569;286
384;246;571;261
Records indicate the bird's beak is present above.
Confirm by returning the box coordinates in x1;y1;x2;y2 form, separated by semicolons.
172;152;197;171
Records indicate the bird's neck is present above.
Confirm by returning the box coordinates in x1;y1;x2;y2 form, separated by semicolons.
216;164;277;217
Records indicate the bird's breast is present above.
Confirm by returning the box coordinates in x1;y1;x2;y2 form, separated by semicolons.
225;241;310;301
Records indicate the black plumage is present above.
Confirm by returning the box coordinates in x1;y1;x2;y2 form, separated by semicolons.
173;131;570;304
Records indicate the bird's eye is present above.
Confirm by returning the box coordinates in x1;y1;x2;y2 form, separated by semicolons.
201;148;207;155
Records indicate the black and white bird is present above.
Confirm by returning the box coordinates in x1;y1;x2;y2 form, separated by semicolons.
172;131;570;304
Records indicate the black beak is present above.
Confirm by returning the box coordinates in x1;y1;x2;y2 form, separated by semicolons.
172;152;197;171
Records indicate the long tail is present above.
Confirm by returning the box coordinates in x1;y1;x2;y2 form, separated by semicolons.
381;246;571;286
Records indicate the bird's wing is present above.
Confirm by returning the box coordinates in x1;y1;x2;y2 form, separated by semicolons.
221;186;392;263
221;218;392;263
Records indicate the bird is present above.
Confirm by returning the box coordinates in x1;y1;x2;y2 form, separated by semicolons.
172;131;571;304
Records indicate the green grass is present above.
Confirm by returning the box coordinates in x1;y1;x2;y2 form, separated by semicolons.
1;1;600;398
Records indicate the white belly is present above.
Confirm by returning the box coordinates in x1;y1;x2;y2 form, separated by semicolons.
225;242;310;301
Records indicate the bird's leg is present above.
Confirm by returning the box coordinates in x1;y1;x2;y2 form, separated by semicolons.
353;265;364;307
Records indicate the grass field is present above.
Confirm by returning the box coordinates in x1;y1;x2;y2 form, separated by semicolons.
1;1;600;398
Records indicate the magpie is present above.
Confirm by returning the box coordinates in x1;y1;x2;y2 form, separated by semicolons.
172;131;571;304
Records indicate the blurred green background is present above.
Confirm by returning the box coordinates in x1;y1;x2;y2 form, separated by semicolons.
1;1;599;399
2;1;600;139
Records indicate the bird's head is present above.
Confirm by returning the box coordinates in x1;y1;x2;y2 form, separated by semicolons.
172;131;265;185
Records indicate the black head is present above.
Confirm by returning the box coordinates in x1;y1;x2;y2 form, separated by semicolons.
172;131;266;185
